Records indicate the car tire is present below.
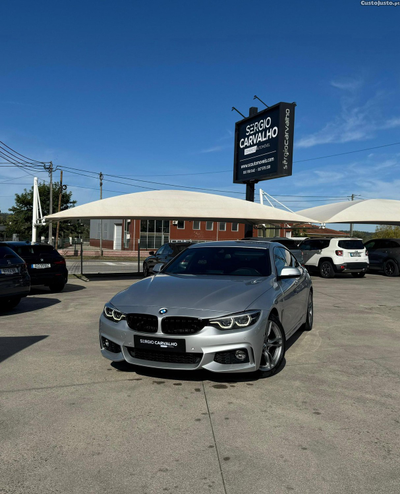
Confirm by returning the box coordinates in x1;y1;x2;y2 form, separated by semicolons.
143;264;149;277
383;259;399;277
0;296;22;311
258;314;286;377
351;272;365;278
319;260;335;278
303;291;313;331
49;279;66;293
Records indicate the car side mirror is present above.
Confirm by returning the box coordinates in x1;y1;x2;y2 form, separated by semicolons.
278;267;302;279
153;263;165;274
149;251;155;256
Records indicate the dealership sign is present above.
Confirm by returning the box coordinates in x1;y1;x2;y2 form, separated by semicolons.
233;102;296;184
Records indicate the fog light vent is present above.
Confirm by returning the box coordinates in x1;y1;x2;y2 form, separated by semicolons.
214;349;249;364
101;337;121;354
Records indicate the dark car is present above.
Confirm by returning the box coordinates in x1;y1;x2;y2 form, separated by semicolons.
143;242;193;277
242;237;305;265
0;245;31;310
364;238;400;277
0;242;68;292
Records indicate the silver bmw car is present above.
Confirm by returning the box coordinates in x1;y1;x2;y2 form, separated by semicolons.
99;241;313;376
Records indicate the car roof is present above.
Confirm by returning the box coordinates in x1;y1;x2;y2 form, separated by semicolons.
188;240;273;249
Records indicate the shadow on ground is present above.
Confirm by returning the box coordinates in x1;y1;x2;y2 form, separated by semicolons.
30;283;86;295
0;335;48;363
0;297;61;315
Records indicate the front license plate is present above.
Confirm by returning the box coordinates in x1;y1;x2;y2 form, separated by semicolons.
0;267;18;275
134;335;185;353
31;263;51;269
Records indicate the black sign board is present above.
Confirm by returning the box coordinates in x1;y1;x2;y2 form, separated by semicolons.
233;102;296;184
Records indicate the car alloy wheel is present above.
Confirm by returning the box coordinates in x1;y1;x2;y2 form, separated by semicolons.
383;259;399;277
259;314;285;376
304;291;313;331
143;264;149;277
319;260;334;278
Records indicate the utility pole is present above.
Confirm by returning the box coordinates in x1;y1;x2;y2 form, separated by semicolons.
350;193;355;237
99;172;104;256
244;106;259;238
45;161;54;245
55;170;63;248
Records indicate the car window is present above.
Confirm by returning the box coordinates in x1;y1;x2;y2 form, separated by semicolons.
300;240;311;251
164;245;174;256
164;247;271;276
364;241;375;250
156;245;166;255
172;244;191;255
338;240;364;250
274;247;291;276
387;240;400;248
0;246;19;259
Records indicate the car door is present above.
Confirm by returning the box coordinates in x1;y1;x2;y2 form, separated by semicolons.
364;240;384;268
273;246;302;335
300;239;322;266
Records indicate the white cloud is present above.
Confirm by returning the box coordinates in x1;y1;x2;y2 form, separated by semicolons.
331;78;363;92
297;89;400;148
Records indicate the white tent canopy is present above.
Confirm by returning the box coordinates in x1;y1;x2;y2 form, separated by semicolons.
45;190;316;225
298;199;400;225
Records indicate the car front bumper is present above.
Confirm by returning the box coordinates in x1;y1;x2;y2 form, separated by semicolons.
99;313;267;373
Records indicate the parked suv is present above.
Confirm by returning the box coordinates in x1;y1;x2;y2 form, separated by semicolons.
0;242;68;292
363;238;400;277
298;238;369;278
0;245;31;310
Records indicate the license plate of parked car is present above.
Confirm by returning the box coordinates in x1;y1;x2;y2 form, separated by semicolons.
134;335;186;353
31;263;51;269
0;267;19;275
350;252;361;257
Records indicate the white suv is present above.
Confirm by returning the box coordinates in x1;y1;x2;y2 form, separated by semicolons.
299;238;369;278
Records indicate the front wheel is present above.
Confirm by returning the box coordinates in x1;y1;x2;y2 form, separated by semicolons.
383;259;399;277
319;260;335;278
303;291;313;331
0;296;22;311
143;263;149;277
258;314;286;377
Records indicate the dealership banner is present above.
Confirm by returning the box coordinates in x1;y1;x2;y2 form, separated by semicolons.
233;102;296;184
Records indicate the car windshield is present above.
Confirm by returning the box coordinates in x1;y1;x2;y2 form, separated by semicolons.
338;240;364;250
163;247;271;276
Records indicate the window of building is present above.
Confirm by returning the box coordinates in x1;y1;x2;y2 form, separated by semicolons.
231;222;239;232
219;222;226;231
177;220;185;229
193;221;201;230
206;221;214;231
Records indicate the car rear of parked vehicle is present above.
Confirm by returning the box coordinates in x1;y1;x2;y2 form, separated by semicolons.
0;245;31;310
1;242;68;292
299;238;369;278
364;238;400;276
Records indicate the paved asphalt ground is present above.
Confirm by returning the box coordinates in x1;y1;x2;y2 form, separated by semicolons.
0;273;399;494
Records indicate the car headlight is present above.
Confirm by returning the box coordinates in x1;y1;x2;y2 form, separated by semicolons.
103;303;126;322
209;310;261;330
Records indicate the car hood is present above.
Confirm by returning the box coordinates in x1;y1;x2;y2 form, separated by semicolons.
110;273;276;317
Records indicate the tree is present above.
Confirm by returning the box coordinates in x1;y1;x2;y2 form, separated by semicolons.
374;225;400;239
6;182;87;241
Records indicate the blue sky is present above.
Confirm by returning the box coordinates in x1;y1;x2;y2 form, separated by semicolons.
1;0;399;230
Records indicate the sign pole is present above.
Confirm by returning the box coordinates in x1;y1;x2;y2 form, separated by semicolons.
244;106;259;238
